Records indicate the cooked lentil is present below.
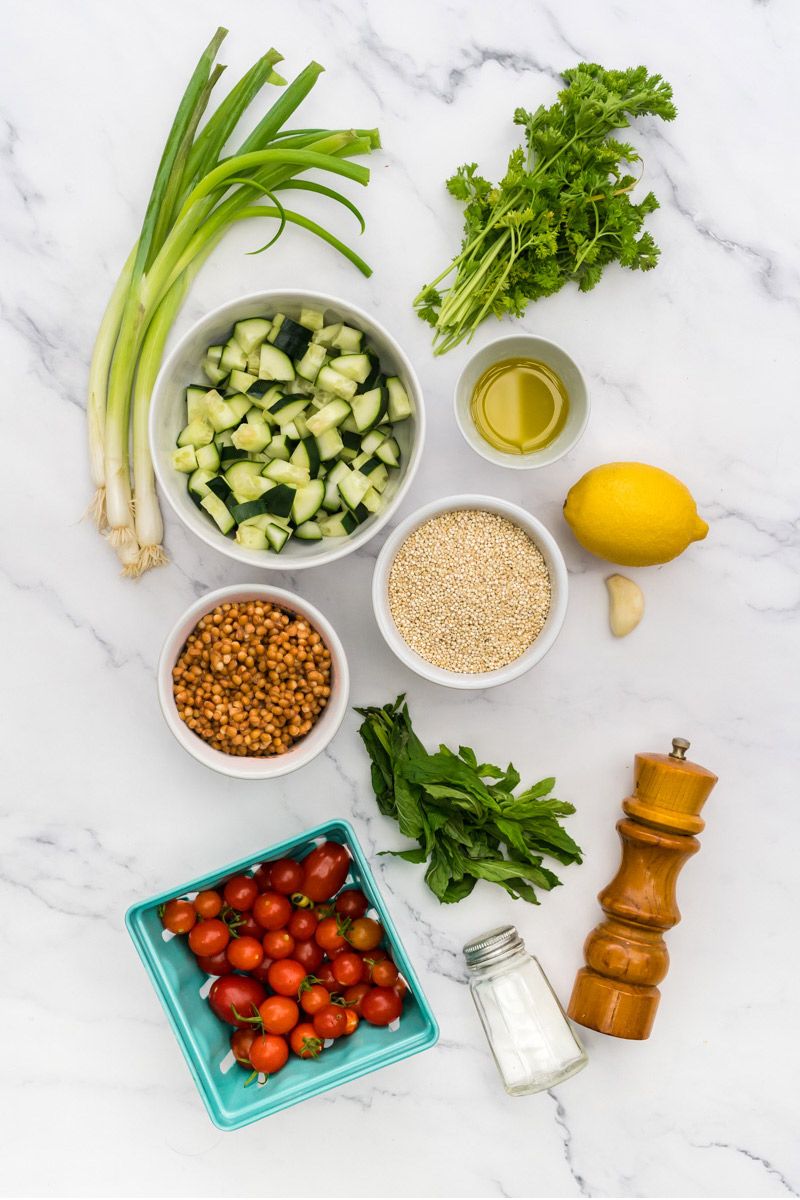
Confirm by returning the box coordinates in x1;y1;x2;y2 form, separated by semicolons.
172;600;332;756
387;509;551;673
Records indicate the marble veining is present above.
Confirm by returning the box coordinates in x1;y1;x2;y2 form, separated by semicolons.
2;0;799;1195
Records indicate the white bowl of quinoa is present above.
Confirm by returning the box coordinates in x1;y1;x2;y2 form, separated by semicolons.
157;584;349;778
372;495;568;689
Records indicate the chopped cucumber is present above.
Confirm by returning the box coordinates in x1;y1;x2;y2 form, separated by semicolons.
259;343;296;381
172;445;198;473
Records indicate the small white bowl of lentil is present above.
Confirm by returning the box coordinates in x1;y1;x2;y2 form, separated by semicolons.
372;495;568;690
157;584;349;779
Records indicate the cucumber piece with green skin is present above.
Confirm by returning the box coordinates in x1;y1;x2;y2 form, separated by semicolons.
262;459;310;488
337;467;371;510
231;414;271;453
360;486;384;514
330;353;372;384
236;523;270;551
220;339;248;373
316;365;357;400
315;427;344;462
265;523;292;552
305;399;351;436
206;345;224;365
172;445;198;473
331;325;363;353
319;509;358;537
294;519;323;541
188;468;216;500
296;342;327;382
299;308;325;332
201;491;235;534
224;461;273;500
360;428;387;455
291;479;325;524
219;446;250;465
186;385;210;422
290;436;322;478
339;412;359;434
386;376;413;421
177;417;214;448
264;435;291;461
322;460;350;511
233;317;271;354
206;475;233;503
355;355;383;394
375;436;400;468
350;385;388;432
203;358;229;387
269;395;308;428
312;322;342;347
293;412;311;439
195;442;221;472
259;343;296;382
230;484;295;522
205;392;251;433
270;315;312;359
228;369;258;393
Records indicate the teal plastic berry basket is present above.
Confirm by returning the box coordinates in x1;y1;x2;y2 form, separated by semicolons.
125;819;438;1131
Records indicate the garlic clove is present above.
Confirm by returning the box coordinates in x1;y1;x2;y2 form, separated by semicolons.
606;574;644;637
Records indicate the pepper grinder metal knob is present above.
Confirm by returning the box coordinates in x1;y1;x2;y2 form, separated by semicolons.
567;737;718;1040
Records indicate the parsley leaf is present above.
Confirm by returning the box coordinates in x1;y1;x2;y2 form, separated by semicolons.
414;62;676;353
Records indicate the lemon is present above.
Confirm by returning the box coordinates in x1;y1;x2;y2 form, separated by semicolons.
563;462;708;566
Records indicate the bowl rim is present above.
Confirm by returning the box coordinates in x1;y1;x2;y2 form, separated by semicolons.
453;332;590;470
149;288;426;569
372;493;569;690
157;583;350;779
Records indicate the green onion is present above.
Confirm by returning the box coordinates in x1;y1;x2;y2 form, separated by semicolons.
88;32;379;575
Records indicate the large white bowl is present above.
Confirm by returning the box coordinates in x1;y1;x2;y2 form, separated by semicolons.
157;584;349;779
454;334;589;469
150;290;425;569
372;495;568;690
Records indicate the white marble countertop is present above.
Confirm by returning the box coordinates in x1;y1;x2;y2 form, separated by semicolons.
3;1;799;1196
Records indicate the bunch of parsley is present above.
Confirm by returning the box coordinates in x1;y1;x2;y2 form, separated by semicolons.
415;63;677;354
355;696;582;904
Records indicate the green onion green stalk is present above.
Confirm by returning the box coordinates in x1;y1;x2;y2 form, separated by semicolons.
87;29;379;575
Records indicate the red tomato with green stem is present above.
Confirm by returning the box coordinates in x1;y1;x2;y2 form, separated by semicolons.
290;1023;323;1059
361;987;403;1027
188;919;230;957
223;875;259;912
227;912;262;940
269;858;305;896
258;996;299;1035
208;975;266;1027
343;982;370;1014
315;916;349;955
262;930;295;960
299;842;351;903
267;959;307;997
161;899;196;935
253;891;292;931
334;889;369;920
248;1033;289;1075
230;1028;258;1066
299;983;330;1016
371;960;399;988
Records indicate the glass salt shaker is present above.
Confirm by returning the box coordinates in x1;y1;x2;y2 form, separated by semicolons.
463;926;587;1095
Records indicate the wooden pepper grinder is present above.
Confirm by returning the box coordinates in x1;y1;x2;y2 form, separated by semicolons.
568;737;718;1040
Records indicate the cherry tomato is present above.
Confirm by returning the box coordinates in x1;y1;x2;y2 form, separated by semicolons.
290;1022;323;1059
347;917;383;952
195;949;234;977
223;875;259;912
315;962;339;993
208;975;266;1027
248;956;275;985
248;1033;289;1075
193;890;223;919
292;938;324;974
313;1004;348;1039
161;899;196;935
258;995;300;1035
342;1008;359;1036
253;863;273;891
300;842;351;902
226;935;264;972
371;960;399;988
262;930;296;961
230;912;262;940
343;983;370;1014
361;987;402;1027
332;952;366;988
288;909;318;941
393;976;409;1000
334;889;369;920
230;1028;258;1066
269;858;305;896
315;917;349;955
253;891;292;931
188;918;230;957
300;983;330;1016
267;959;307;997
361;948;388;980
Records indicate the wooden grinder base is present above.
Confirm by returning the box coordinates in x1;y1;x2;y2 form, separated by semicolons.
568;738;717;1041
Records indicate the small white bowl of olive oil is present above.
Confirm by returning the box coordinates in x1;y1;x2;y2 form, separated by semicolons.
454;335;589;469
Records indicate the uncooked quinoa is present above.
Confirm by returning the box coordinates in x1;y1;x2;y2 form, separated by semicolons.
387;509;551;673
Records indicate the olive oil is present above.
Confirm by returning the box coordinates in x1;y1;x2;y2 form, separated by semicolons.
470;357;569;455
